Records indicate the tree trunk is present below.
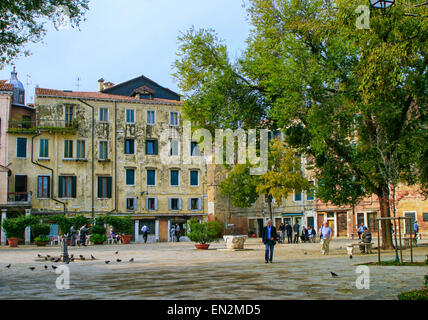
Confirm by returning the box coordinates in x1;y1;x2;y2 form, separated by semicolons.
378;187;394;250
267;195;273;222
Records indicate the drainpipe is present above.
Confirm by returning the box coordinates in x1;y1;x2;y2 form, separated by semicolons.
114;101;118;213
31;133;66;215
78;99;95;219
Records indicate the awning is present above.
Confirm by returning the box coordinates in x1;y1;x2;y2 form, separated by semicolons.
281;212;303;217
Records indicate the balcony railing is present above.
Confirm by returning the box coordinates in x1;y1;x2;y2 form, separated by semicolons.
8;192;32;205
8;119;78;133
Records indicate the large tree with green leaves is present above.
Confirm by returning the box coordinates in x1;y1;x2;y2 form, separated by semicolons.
0;0;89;69
174;0;427;249
219;139;311;221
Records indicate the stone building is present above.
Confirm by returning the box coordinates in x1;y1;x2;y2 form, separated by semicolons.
1;74;208;243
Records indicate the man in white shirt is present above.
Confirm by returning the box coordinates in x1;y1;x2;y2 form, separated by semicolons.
141;225;149;243
319;222;333;255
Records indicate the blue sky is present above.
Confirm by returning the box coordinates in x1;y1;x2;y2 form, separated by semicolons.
0;0;251;102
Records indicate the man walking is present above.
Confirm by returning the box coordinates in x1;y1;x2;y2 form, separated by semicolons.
175;224;181;242
285;223;293;244
413;221;419;239
293;221;300;244
262;220;277;263
319;222;333;255
279;222;286;244
79;224;88;247
141;224;149;243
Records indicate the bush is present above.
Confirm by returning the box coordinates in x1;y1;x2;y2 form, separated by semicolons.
50;215;73;235
96;215;133;235
31;223;51;239
71;215;91;229
398;275;428;300
34;236;49;243
90;233;107;243
2;215;29;238
91;224;106;235
186;219;220;244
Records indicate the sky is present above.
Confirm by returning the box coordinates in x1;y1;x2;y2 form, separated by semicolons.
0;0;251;103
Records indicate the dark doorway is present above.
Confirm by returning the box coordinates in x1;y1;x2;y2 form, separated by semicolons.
15;175;28;201
257;219;264;237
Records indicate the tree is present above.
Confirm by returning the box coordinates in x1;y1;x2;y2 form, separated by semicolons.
174;1;427;250
219;139;311;221
0;0;89;68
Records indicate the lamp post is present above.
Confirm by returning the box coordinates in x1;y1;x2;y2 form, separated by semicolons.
369;0;395;9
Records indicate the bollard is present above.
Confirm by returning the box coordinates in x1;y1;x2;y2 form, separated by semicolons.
62;234;69;263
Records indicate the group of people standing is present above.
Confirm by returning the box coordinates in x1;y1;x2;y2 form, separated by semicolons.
263;220;334;263
170;224;181;242
69;224;89;247
278;222;317;244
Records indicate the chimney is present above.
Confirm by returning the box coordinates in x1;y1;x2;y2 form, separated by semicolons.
98;78;105;92
104;82;115;90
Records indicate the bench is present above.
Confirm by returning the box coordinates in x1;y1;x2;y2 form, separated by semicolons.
403;237;417;248
348;242;373;255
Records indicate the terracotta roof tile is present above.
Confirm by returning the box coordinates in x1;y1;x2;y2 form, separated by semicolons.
36;88;182;105
0;80;13;91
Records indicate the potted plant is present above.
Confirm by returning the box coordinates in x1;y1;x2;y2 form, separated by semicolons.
31;223;51;246
90;224;107;245
117;216;134;244
186;219;221;250
2;216;28;247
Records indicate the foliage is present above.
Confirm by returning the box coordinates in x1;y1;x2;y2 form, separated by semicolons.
49;214;89;234
1;216;28;238
208;220;223;239
34;236;49;243
96;215;133;235
91;224;106;236
398;275;428;300
0;0;89;68
31;223;51;238
186;219;221;244
174;0;428;249
90;233;106;244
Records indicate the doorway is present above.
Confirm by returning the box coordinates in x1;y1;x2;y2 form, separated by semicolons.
14;175;28;201
404;212;416;235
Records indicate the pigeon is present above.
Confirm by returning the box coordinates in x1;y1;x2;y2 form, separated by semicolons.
37;254;42;258
47;255;51;258
54;258;60;263
115;251;119;255
6;264;11;269
91;255;96;260
331;272;339;278
105;260;110;264
116;259;122;263
304;252;308;255
129;258;134;263
70;254;74;259
29;267;36;271
70;258;75;262
52;265;58;270
350;255;353;260
80;257;86;261
44;265;48;270
44;257;48;261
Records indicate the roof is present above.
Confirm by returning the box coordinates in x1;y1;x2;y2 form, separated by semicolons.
36;88;182;105
0;80;13;91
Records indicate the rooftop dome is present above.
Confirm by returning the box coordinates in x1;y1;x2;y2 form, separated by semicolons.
8;67;25;105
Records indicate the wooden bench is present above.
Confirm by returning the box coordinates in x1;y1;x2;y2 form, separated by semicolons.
349;242;373;254
403;237;417;248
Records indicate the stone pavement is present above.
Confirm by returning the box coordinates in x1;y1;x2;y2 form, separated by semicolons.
0;239;426;300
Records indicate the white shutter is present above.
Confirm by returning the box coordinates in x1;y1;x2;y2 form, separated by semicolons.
134;198;137;211
146;198;149;211
154;198;158;211
198;198;202;211
189;198;192;211
178;198;182;210
168;198;172;211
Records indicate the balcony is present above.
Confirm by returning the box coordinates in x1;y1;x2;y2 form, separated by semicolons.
7;192;32;206
8;119;79;134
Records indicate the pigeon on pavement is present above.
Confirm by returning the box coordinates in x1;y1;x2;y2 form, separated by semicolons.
29;267;35;271
105;260;110;264
52;265;58;270
331;272;339;278
116;259;122;263
6;264;11;269
129;258;134;263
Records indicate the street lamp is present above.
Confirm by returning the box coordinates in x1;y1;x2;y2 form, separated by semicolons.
369;0;395;9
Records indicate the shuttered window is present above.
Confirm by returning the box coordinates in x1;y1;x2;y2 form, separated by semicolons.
126;169;135;186
146;140;158;155
97;176;112;199
190;170;199;186
17;138;27;158
147;170;156;186
37;176;50;198
58;176;76;198
39;139;49;158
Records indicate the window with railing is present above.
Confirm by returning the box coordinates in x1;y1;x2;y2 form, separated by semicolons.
77;140;85;159
65;105;74;127
37;176;50;198
99;141;108;160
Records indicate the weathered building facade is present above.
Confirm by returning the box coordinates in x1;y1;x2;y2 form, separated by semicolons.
2;74;208;243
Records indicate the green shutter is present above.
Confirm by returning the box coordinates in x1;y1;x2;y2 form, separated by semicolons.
154;140;158;155
72;176;77;198
58;176;64;198
107;177;112;199
97;176;102;198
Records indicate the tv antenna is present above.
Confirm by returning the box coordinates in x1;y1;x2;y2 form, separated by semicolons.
76;76;81;91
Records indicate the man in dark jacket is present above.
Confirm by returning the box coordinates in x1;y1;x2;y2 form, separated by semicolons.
262;220;277;264
285;223;293;243
293;222;300;244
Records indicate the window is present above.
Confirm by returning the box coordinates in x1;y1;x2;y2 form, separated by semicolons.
170;140;179;156
17;138;27;158
99;108;108;122
307;182;315;201
294;191;302;202
97;176;112;199
125;139;135;155
126;109;135;124
126;198;137;211
191;141;201;156
146;140;158;155
170;170;179;186
58;176;76;198
39;139;49;158
65;105;74;127
147;110;155;125
169;111;179;126
423;213;428;222
146;198;158;211
64;140;73;159
99;141;108;160
169;198;182;211
77;140;85;159
126;169;135;186
147;170;156;186
190;170;199;186
37;176;50;198
189;198;201;211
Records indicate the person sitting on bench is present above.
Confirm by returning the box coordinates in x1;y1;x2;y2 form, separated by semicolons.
359;227;372;253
